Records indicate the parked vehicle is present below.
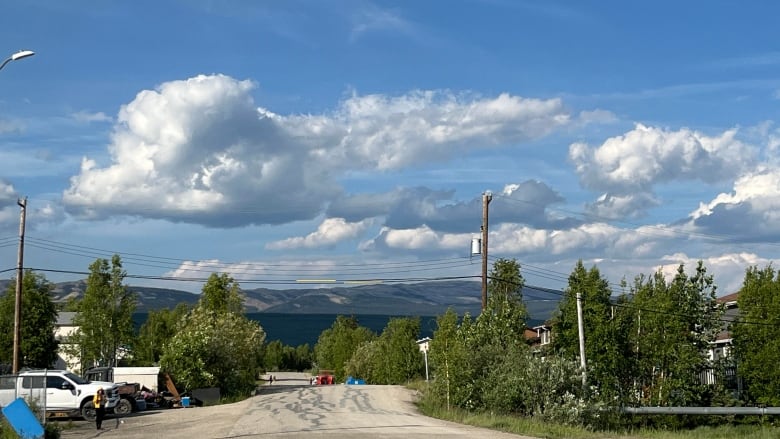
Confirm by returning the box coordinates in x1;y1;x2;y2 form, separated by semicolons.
0;369;120;421
83;366;159;414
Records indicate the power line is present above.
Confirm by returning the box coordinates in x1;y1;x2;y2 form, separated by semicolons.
24;237;480;279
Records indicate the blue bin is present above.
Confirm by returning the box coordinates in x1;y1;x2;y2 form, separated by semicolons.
181;396;190;408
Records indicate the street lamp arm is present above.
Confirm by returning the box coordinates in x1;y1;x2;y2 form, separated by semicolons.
0;50;35;71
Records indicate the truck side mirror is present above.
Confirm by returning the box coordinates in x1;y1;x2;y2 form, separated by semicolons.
61;382;73;390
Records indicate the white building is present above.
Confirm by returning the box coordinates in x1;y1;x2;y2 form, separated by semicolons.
54;311;81;372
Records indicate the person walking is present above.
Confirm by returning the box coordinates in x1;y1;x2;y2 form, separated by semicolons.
93;387;107;430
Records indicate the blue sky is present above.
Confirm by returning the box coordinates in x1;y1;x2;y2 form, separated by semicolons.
1;0;779;296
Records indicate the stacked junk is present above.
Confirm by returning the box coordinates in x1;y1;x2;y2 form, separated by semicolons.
84;367;215;412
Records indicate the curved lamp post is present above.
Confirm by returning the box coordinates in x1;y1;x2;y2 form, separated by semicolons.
0;50;35;71
2;48;34;374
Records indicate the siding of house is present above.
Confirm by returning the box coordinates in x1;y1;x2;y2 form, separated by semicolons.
54;312;80;372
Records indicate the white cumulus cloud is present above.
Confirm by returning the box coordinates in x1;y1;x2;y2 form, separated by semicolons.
63;74;579;227
689;166;780;240
266;217;372;250
570;124;754;191
569;123;756;218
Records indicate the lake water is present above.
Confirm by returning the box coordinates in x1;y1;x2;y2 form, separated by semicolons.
134;313;439;347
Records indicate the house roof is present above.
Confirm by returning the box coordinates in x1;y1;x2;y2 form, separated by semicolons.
56;312;77;326
717;292;739;304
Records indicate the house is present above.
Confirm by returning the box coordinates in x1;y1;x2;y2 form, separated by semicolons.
54;311;81;372
524;323;552;354
710;292;739;362
698;292;741;392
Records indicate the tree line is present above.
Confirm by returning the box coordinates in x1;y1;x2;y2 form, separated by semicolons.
3;254;780;429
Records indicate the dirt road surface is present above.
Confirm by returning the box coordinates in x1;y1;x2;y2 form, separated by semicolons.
58;372;537;438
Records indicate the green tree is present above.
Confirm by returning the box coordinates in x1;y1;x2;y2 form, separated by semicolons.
160;306;265;395
346;317;423;384
444;258;529;409
427;308;473;410
292;344;314;371
477;258;528;348
264;340;285;371
732;265;780;405
629;262;722;406
552;261;633;401
315;315;376;381
133;303;189;365
0;271;59;369
200;273;244;314
375;317;423;384
66;255;136;371
160;273;265;396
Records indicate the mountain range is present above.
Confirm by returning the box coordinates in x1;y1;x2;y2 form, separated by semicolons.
0;279;561;324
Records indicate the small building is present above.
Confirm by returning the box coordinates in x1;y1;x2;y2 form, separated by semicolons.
54;311;81;372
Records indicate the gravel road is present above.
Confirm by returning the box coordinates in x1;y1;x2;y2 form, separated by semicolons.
58;372;536;438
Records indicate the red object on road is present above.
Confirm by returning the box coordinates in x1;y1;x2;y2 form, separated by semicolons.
314;370;335;385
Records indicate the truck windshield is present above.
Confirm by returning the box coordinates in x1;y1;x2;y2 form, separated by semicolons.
65;372;88;385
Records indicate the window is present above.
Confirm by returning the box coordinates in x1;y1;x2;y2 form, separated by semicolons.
46;376;67;389
0;376;16;390
21;376;45;389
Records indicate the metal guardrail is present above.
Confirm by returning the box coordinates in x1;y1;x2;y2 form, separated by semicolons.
623;406;780;415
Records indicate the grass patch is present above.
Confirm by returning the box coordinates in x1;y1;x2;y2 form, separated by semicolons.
416;403;780;439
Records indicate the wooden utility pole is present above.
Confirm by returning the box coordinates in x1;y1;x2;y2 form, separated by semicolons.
13;197;27;374
481;192;492;311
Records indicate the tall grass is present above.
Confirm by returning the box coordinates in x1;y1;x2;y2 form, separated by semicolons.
415;401;780;439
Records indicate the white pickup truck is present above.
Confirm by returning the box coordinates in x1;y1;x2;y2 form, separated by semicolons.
0;369;120;421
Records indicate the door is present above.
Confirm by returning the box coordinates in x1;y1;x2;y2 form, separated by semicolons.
20;376;46;407
45;375;79;411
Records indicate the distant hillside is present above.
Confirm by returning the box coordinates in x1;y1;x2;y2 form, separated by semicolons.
0;279;561;323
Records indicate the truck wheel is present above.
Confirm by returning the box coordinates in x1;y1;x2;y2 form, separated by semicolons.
114;398;133;415
81;401;97;422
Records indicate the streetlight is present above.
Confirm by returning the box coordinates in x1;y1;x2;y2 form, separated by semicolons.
417;337;431;381
2;49;35;374
0;50;35;71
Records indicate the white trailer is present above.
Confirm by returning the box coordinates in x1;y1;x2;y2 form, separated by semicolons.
110;367;161;393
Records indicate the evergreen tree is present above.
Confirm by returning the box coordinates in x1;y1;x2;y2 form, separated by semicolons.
0;271;59;369
732;265;780;405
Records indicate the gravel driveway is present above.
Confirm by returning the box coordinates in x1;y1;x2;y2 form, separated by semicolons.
58;372;536;438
